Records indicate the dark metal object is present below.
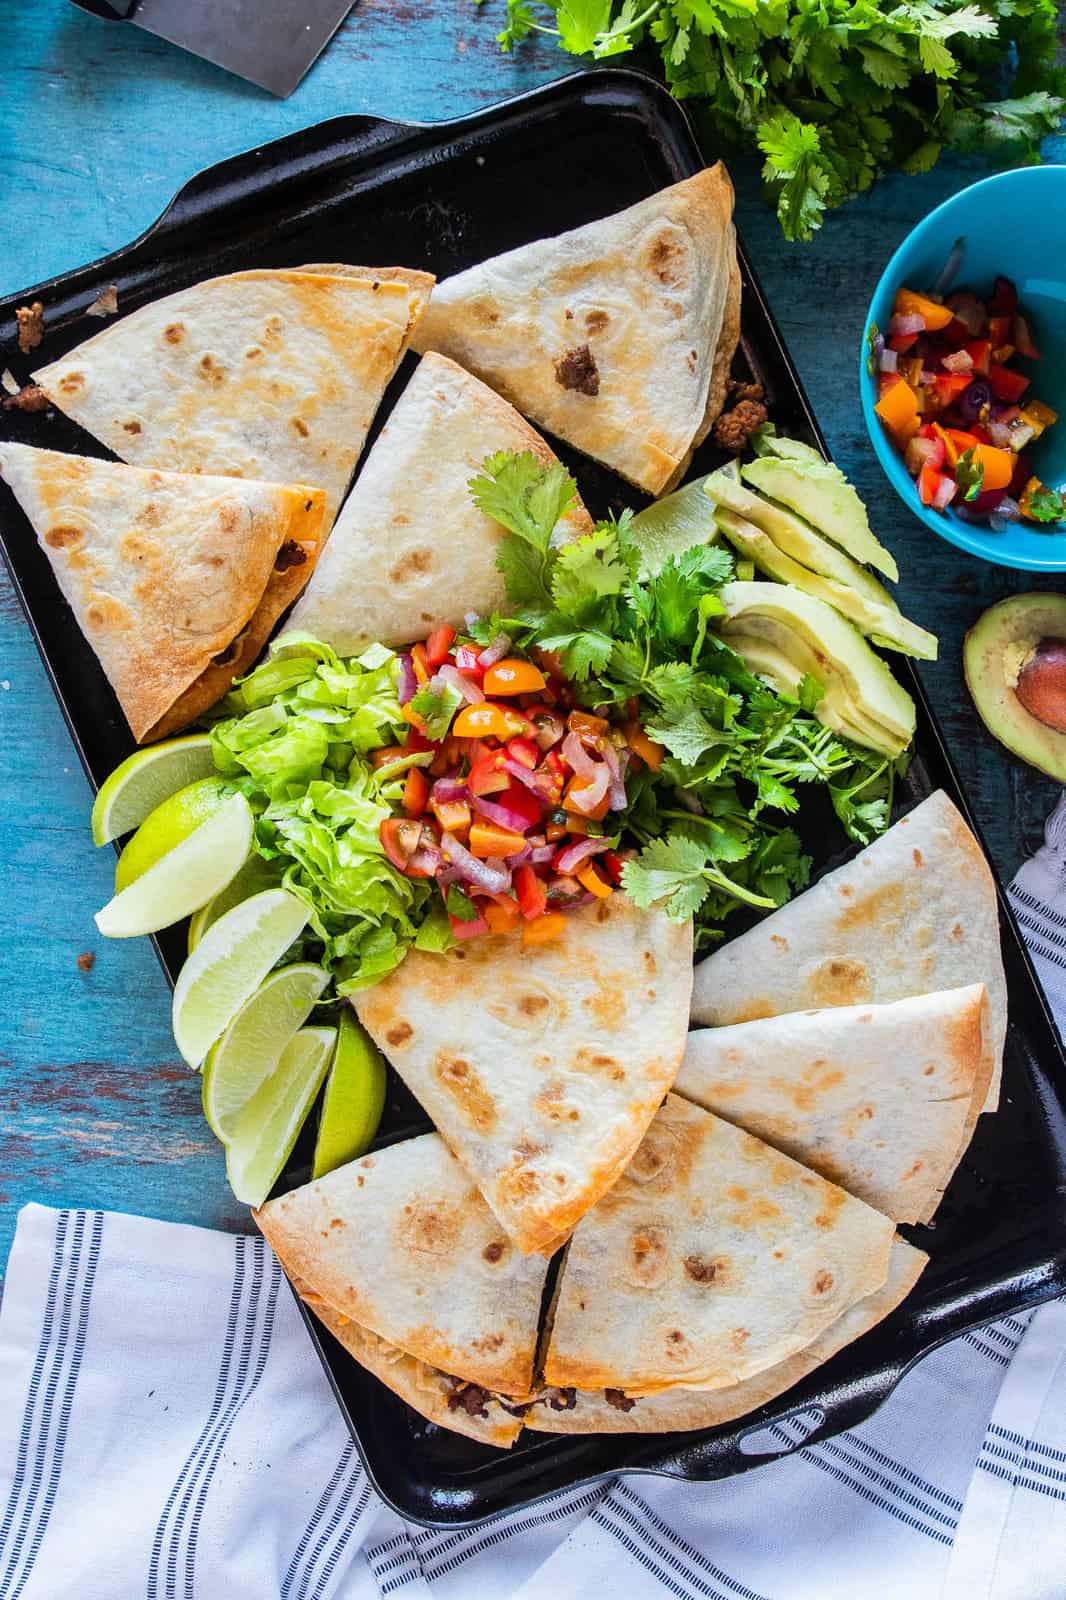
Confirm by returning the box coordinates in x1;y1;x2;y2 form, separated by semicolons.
67;0;354;98
1;70;1064;1528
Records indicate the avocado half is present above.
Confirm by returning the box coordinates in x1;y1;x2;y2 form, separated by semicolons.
964;594;1066;780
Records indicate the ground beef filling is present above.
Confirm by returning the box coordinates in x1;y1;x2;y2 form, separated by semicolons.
554;344;600;397
713;379;769;452
274;539;308;572
2;383;49;413
447;1382;492;1419
604;1388;636;1412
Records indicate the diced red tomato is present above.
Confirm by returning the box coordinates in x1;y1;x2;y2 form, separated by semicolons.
888;331;918;353
506;736;539;770
988;364;1030;404
372;744;408;770
403;726;435;755
514;864;548;921
918;465;951;508
425;624;456;668
469;752;509;797
380;817;423;871
940;317;972;350
495;781;543;831
402;767;429;818
965;339;992;377
450;910;489;940
564;774;610;822
933;373;972;405
602;850;625;885
482;658;548;697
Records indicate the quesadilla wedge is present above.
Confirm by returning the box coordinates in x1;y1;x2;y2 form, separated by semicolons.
255;1131;548;1398
528;1237;927;1433
296;1283;525;1448
660;237;742;495
411;166;738;495
676;986;991;1224
690;790;1007;1113
0;442;325;742
289;353;593;653
355;894;694;1256
541;1094;895;1396
34;267;433;521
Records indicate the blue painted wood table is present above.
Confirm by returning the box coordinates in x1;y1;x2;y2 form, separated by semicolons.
2;1;1064;1279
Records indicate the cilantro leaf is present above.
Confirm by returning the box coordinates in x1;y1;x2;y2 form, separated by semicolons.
534;623;615;680
955;447;985;502
643;708;726;766
551;527;629;618
445;885;481;922
409;683;462;741
1026;485;1066;524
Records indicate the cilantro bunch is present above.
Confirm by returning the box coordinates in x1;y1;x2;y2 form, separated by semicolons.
469;451;898;945
492;0;1065;240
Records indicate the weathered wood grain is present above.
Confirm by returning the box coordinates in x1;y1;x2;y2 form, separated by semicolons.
1;1;1063;1278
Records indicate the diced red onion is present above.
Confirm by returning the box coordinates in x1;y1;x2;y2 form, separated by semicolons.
408;843;443;876
919;370;937;386
889;312;925;337
431;776;470;806
501;757;547;796
484;857;513;890
904;435;942;477
472;793;536;834
566;761;609;815
463;612;479;630
990;495;1021;526
931;476;958;511
600;739;628;812
478;633;512;669
506;842;532;867
433;663;484;704
871;331;885;361
942;349;973;374
561;730;599;781
878;349;898;374
555;836;611;875
439;831;511;892
528;843;557;867
988;421;1012;449
397;654;417;705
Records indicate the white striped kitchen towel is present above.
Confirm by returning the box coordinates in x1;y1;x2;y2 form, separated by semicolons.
1;795;1065;1600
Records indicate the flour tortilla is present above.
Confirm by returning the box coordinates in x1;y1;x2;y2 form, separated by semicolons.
411;167;737;494
289;352;593;653
0;441;325;741
255;1131;547;1397
660;235;742;494
690;791;1007;1112
528;1238;927;1433
296;1287;524;1449
34;268;433;522
355;895;694;1256
676;986;991;1225
541;1094;895;1395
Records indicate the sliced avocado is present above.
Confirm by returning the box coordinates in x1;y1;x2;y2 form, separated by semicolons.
964;593;1066;780
741;456;899;583
716;581;916;757
703;469;897;611
714;508;937;661
723;629;888;749
751;429;825;466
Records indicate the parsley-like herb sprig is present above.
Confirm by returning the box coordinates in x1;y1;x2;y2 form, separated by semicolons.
469;451;898;943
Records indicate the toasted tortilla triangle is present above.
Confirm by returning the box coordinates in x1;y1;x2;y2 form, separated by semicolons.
289;352;593;653
354;895;694;1256
411;166;738;494
690;792;1007;1112
296;1286;524;1449
675;986;991;1225
541;1095;895;1395
254;1131;549;1397
528;1238;927;1434
34;268;433;522
0;442;325;741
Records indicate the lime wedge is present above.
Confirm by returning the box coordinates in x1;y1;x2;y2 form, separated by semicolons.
91;735;217;846
226;1026;337;1208
188;853;282;954
115;777;228;892
95;792;253;941
312;1010;387;1179
628;474;719;578
203;962;329;1140
171;887;309;1069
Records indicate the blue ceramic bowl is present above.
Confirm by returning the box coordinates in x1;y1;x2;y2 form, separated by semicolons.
860;166;1066;571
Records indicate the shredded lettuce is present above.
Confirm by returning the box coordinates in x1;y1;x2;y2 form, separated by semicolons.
208;633;448;992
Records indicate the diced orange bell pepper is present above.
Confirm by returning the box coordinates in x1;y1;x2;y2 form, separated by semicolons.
624;722;665;772
522;911;568;945
564;774;611;822
875;377;920;442
482;659;548;696
410;642;430;685
402;766;429;818
483;897;521;934
937;426;979;469
431;798;471;834
469;819;527;858
973;443;1014;492
576;862;613;899
894;288;954;331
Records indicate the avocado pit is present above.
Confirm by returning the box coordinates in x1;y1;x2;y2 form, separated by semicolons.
1015;638;1066;734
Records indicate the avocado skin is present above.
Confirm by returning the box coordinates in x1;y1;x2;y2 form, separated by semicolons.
964;594;1066;781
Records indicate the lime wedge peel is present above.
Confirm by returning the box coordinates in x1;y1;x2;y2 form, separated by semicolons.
629;474;719;579
312;1009;387;1180
203;962;329;1141
115;777;228;893
172;887;310;1069
91;735;217;846
95;792;253;940
226;1026;337;1208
